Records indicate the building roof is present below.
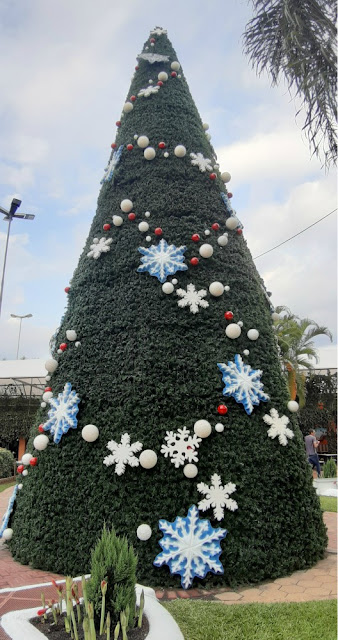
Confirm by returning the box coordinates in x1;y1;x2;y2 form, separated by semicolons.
0;359;47;379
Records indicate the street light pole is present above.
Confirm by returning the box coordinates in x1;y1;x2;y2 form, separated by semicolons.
0;199;35;319
10;313;33;359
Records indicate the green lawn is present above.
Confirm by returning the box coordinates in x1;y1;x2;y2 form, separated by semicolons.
320;496;337;512
0;481;16;493
164;600;337;640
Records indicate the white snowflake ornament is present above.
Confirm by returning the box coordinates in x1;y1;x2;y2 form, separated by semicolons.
87;237;113;259
190;152;213;173
154;505;227;589
100;146;123;183
197;474;238;521
161;426;201;468
138;53;169;64
138;85;160;98
103;433;143;475
150;27;167;36
138;239;188;283
263;408;294;446
217;354;269;415
177;284;209;314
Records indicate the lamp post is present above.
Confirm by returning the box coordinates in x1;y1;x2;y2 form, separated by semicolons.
10;313;33;359
0;199;35;319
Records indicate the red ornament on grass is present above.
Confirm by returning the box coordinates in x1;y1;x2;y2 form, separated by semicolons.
171;71;177;78
128;213;136;221
38;425;45;433
209;173;217;180
157;81;163;87
217;404;228;415
116;121;121;127
154;227;163;236
158;142;166;149
103;224;111;231
17;465;24;474
127;144;133;151
64;287;70;294
59;343;67;352
111;143;117;149
191;234;200;242
236;229;243;235
130;95;136;102
211;223;220;231
224;311;234;320
190;257;199;266
30;457;38;467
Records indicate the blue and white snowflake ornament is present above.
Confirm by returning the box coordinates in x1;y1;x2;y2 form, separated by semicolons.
43;383;80;444
0;485;18;538
154;505;227;589
100;145;124;183
217;354;269;415
137;238;188;283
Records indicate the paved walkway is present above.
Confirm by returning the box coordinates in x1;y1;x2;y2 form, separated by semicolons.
0;486;336;638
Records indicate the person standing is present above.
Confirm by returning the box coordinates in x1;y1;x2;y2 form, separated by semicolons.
305;429;321;477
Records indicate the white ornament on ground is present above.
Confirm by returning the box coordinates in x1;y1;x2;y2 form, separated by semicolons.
161;427;201;468
225;217;239;230
194;419;212;438
177;284;209;314
87;237;113;259
45;358;58;373
183;464;198;478
137;524;152;541
82;424;99;442
33;434;49;451
225;323;241;339
138;85;161;98
139;449;158;469
103;433;143;475
190;152;213;172
263;408;294;446
287;400;299;412
247;329;259;341
209;282;224;297
199;244;213;258
174;145;186;157
162;282;174;294
66;330;77;341
197;473;238;520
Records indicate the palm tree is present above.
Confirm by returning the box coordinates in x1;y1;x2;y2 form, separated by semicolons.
243;0;337;168
273;305;333;406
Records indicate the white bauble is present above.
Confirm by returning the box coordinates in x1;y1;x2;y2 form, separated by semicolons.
2;528;13;541
82;424;99;442
226;323;241;339
138;221;149;232
146;236;151;242
287;400;299;413
45;376;51;382
57;350;62;354
237;321;243;327
158;71;168;81
134;134;138;140
41;401;47;407
221;171;231;183
42;391;53;402
215;423;224;433
145;211;151;218
171;61;181;71
217;234;228;247
18;483;23;490
123;102;133;113
194;419;212;438
33;434;49;451
21;453;33;465
113;215;123;226
209;282;224;297
174;145;186;157
247;329;259;341
144;147;156;160
224;285;230;292
204;230;210;236
183;464;198;478
199;244;213;258
225;216;239;230
75;341;81;348
202;123;209;131
22;469;28;476
45;358;58;373
137;136;149;149
66;330;77;341
120;199;133;212
172;278;178;285
205;133;211;141
162;282;174;294
271;312;280;322
139;449;158;469
137;524;152;541
243;349;250;356
163;152;169;158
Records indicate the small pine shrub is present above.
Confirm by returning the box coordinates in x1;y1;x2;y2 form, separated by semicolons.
322;459;337;478
0;448;14;479
87;525;137;628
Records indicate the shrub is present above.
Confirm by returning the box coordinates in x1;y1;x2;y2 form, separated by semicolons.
322;459;337;478
0;448;15;479
86;525;137;629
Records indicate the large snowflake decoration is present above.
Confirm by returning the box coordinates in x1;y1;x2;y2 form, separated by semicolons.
138;85;161;98
150;27;167;36
103;433;143;475
137;238;188;283
137;53;170;64
101;145;123;183
154;505;227;589
161;427;201;468
197;474;238;521
190;152;213;173
217;354;269;415
87;237;113;259
263;408;294;446
43;383;80;444
177;284;209;314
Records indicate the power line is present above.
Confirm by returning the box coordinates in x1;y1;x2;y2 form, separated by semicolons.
253;208;337;260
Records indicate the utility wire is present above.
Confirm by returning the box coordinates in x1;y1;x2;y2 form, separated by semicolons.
253;208;337;259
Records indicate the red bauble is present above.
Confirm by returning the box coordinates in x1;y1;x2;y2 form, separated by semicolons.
190;257;199;266
130;95;136;102
158;142;166;149
209;173;217;180
236;229;243;235
224;311;234;320
38;425;44;433
157;81;163;87
44;387;52;393
29;457;38;467
217;404;228;415
227;192;233;198
127;144;133;151
171;71;177;77
128;213;136;221
211;223;220;231
150;37;155;43
64;286;70;293
191;234;200;242
154;227;163;236
59;343;67;352
103;223;111;231
116;121;121;127
17;464;24;474
111;143;117;149
135;65;139;71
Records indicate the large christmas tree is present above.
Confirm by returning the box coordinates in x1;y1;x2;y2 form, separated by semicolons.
10;28;327;589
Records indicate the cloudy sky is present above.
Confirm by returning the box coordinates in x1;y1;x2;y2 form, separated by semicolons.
0;0;336;367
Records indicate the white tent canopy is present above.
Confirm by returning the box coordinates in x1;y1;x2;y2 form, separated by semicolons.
0;359;46;379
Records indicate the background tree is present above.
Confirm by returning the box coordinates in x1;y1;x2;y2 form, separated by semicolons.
243;0;337;168
299;371;337;452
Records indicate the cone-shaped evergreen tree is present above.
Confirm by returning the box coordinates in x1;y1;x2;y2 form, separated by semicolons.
10;28;326;589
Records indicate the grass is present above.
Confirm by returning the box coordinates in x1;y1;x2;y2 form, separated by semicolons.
320;496;337;512
0;480;16;493
164;600;337;640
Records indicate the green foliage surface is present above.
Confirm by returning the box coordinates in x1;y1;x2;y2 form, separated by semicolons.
322;459;337;478
10;30;327;587
0;448;15;479
320;496;337;512
164;599;337;640
0;397;39;445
